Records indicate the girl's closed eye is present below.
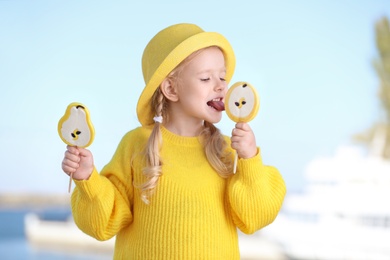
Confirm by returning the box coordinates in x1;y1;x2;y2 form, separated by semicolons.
220;77;226;81
201;78;210;82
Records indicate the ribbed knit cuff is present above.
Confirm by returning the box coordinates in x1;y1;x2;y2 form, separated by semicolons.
237;148;263;185
73;168;103;200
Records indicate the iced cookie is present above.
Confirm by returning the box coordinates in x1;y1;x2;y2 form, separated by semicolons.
58;102;95;148
225;81;260;123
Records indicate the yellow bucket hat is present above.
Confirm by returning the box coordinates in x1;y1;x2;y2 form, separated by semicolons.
137;23;236;126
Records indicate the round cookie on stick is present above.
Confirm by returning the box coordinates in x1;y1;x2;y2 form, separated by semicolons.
225;82;260;173
58;102;95;192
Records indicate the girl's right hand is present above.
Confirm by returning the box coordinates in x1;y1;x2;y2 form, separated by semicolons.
62;145;94;180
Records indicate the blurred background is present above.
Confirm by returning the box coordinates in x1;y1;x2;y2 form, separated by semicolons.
1;0;390;259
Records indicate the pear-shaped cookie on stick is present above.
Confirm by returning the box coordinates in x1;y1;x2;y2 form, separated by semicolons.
225;82;260;173
58;102;95;192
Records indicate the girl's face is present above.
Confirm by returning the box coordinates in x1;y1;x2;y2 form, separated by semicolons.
174;47;228;124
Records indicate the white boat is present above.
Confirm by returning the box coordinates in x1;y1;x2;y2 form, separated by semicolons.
262;146;390;260
24;212;115;253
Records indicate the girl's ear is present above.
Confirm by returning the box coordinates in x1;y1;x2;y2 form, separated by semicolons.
160;78;179;102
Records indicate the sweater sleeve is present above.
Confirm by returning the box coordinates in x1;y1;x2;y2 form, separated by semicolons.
70;133;134;241
227;148;286;234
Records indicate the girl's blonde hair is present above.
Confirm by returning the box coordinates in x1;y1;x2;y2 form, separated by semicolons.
139;47;233;204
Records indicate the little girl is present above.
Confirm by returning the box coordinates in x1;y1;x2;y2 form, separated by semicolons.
61;23;286;259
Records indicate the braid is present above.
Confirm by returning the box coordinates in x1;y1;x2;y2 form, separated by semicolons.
201;121;233;178
139;88;165;204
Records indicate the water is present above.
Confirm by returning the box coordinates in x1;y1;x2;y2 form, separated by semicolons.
0;208;112;260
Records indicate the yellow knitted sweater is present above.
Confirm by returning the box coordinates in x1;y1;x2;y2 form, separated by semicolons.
71;126;286;259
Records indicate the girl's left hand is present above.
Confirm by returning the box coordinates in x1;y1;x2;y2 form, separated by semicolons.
231;122;257;159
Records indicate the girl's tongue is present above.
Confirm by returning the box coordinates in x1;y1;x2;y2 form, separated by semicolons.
207;100;225;111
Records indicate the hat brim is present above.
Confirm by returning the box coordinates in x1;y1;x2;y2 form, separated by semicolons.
137;31;236;126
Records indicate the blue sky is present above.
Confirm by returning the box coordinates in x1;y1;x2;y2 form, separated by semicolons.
1;1;389;194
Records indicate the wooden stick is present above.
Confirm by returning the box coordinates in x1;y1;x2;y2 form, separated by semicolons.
68;172;73;193
233;152;238;173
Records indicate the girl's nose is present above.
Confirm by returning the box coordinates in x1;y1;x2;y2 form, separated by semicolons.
215;80;227;92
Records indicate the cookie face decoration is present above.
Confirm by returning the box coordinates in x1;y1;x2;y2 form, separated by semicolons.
225;82;260;123
58;102;95;148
